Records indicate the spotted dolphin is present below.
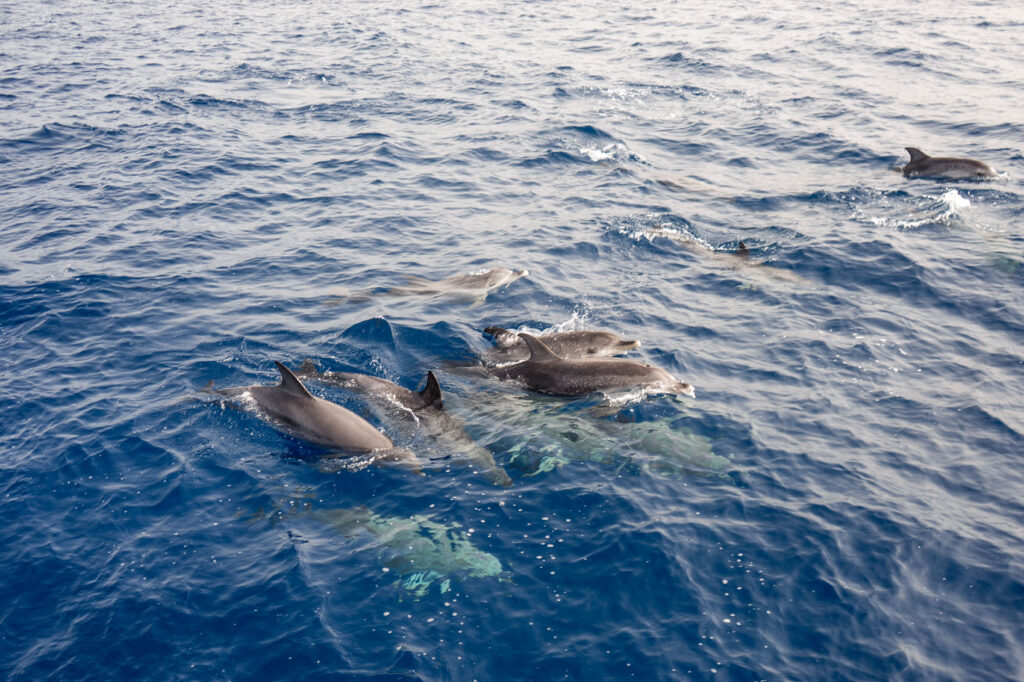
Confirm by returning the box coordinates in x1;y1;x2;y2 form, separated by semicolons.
207;362;418;466
902;147;997;179
482;326;640;364
489;333;695;398
329;267;528;307
297;361;512;486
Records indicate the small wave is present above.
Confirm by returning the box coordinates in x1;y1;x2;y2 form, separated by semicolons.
854;189;972;230
578;143;647;165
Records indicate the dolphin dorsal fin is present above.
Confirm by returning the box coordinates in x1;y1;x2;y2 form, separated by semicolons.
298;358;318;376
735;240;750;258
275;361;314;399
906;147;929;163
417;371;444;408
519;333;562;362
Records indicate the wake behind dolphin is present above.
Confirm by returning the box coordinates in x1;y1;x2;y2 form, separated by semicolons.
901;147;997;179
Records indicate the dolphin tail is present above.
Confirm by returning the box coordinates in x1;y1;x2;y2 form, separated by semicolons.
905;147;929;163
735;240;750;258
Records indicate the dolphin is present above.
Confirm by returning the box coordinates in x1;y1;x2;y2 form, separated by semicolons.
328;267;528;307
902;147;997;179
637;226;808;285
481;326;640;364
297;361;512;486
207;362;418;465
489;333;695;398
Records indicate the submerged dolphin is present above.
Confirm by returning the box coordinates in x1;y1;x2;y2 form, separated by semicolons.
902;147;997;179
482;326;640;364
638;226;808;285
207;362;417;465
312;506;504;596
329;268;528;307
490;334;695;398
297;361;512;486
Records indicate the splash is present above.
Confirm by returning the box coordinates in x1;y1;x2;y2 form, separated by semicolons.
856;189;972;230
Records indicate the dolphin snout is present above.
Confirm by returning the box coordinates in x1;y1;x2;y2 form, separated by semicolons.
675;382;696;399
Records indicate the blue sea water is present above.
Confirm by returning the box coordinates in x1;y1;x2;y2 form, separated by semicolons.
2;0;1023;679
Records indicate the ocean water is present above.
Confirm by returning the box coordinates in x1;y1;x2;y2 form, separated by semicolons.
2;0;1023;679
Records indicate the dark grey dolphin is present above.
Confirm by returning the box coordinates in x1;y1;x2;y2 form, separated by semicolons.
902;147;997;179
482;326;640;364
208;362;416;464
297;361;512;486
490;334;695;398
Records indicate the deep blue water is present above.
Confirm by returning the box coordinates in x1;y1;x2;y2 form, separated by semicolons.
3;1;1024;680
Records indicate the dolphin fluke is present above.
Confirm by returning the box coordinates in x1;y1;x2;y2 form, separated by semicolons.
417;371;444;409
275;361;315;399
519;333;562;362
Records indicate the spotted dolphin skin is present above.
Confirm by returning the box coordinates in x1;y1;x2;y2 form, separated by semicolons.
482;326;640;363
297;361;513;486
208;362;416;464
902;147;997;179
490;333;695;398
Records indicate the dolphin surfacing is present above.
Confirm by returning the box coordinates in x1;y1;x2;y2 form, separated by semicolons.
329;268;528;307
482;326;640;364
208;362;418;465
490;334;695;399
902;147;997;179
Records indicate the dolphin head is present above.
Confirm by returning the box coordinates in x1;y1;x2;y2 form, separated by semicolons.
379;447;426;473
673;381;696;399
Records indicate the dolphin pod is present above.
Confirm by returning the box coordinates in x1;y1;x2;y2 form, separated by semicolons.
902;147;997;179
